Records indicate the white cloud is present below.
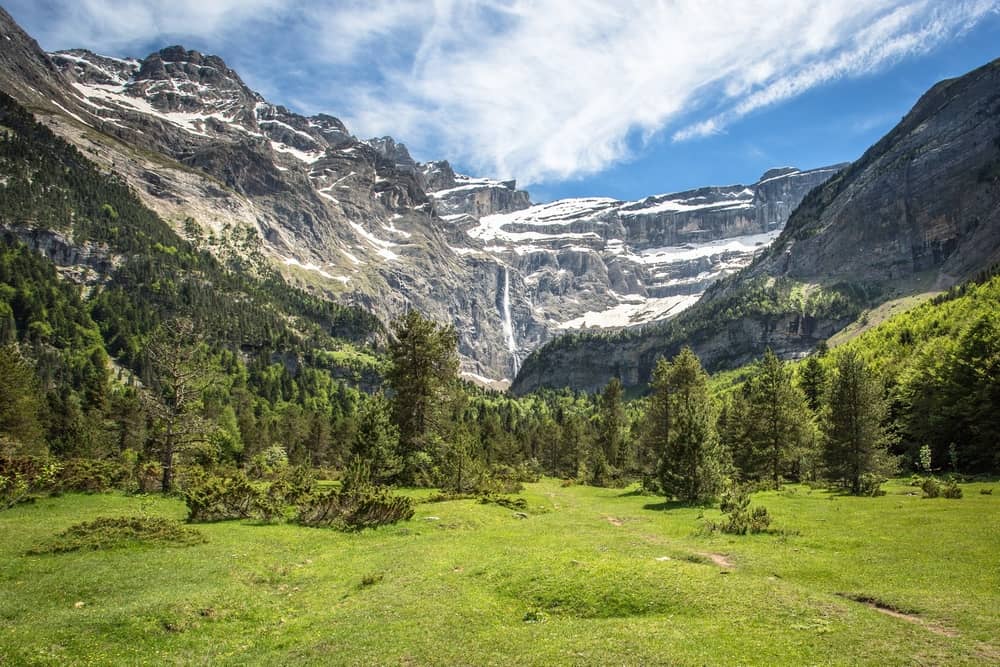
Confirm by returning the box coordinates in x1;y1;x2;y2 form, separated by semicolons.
11;0;290;53
9;0;998;185
323;0;998;184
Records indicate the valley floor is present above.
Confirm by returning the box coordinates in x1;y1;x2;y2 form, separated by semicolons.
1;479;998;665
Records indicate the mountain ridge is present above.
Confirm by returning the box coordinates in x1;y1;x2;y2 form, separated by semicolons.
512;55;1000;393
0;7;841;384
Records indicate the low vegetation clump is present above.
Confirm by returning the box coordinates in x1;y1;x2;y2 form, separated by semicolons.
180;461;413;531
27;515;204;554
0;456;61;509
183;471;262;522
295;460;414;530
920;477;964;499
707;482;772;535
55;458;130;493
477;494;528;511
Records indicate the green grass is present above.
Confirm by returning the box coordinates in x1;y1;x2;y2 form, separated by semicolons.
1;479;998;665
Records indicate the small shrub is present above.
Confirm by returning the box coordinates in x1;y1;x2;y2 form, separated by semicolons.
1;457;61;509
921;478;941;498
296;460;413;531
478;494;528;511
28;516;204;554
56;458;129;493
942;479;963;499
423;492;476;503
709;483;772;535
858;473;887;497
183;471;261;522
981;488;993;495
136;461;163;494
296;486;414;530
360;573;384;588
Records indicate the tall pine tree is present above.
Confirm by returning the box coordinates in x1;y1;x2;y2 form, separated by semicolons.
741;349;816;485
823;350;894;494
386;310;459;485
648;348;726;503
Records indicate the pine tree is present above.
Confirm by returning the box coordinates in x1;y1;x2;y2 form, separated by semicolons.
596;377;626;471
822;350;894;494
0;344;44;455
351;391;402;484
641;357;671;489
798;354;828;413
742;349;816;485
386;310;459;485
144;318;214;492
650;348;725;503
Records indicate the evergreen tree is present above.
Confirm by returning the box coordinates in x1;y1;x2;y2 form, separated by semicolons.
351;391;402;484
822;350;894;493
717;391;752;477
650;348;725;503
0;344;44;455
742;349;816;485
596;377;626;471
641;358;671;489
798;354;828;413
386;310;459;485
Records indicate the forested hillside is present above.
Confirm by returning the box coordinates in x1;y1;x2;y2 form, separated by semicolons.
0;79;997;513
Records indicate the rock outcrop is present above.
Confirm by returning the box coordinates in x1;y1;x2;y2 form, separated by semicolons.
0;7;854;385
513;57;1000;393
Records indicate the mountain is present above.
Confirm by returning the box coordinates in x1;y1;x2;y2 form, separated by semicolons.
513;56;1000;394
0;8;837;385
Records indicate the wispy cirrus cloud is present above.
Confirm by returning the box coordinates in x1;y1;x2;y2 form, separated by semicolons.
7;0;999;185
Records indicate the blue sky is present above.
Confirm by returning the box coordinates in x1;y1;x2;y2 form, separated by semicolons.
7;1;1000;202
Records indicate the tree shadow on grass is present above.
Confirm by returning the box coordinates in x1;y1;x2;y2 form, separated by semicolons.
642;500;692;511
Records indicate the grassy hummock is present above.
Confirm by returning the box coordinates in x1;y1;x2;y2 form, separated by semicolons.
1;478;997;665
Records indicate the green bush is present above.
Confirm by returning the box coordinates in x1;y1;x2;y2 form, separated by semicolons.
296;459;413;530
921;478;942;498
478;494;528;511
922;477;963;499
28;515;204;554
56;458;129;493
183;471;261;522
942;479;963;499
0;457;61;509
858;473;887;497
710;482;772;535
296;486;414;530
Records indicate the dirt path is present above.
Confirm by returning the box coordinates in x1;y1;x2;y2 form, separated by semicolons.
838;594;958;637
698;552;734;569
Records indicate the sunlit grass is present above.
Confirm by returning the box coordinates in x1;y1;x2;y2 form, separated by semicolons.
1;478;997;665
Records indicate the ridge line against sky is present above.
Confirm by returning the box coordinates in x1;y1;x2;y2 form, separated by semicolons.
6;0;1000;202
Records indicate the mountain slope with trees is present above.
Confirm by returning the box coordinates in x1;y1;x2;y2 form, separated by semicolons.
514;56;1000;394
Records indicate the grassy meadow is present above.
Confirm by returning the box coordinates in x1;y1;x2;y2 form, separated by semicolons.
1;478;998;666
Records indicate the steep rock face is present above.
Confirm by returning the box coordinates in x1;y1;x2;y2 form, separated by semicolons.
0;8;847;385
461;166;841;338
513;57;1000;394
756;60;1000;286
0;9;537;382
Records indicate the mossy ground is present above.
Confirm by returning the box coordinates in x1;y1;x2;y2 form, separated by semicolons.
1;478;997;665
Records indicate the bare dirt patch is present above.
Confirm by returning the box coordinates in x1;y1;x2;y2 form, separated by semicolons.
603;516;625;527
837;594;958;637
698;552;734;569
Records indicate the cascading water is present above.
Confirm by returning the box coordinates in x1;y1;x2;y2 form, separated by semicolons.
501;267;519;376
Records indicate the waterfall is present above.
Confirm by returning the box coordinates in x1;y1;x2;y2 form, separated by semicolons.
501;267;519;376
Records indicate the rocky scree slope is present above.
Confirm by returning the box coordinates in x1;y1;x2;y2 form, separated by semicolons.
0;8;835;384
512;56;1000;394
